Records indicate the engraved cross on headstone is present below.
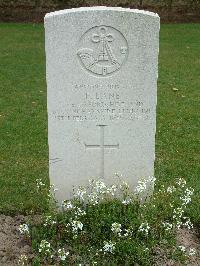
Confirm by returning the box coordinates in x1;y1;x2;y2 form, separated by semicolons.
85;125;119;178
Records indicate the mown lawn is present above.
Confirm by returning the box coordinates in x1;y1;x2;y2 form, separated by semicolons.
0;23;199;224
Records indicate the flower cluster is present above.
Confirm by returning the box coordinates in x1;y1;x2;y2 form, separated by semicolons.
76;187;86;200
30;176;196;265
62;200;73;210
178;246;196;256
39;240;51;256
135;176;156;194
122;198;131;205
18;224;29;235
70;220;83;235
57;248;69;261
106;184;117;196
103;241;116;254
162;222;173;231
111;223;122;236
166;186;176;194
138;222;150;235
44;215;56;227
176;178;186;188
36;178;45;191
74;207;86;218
180;187;194;206
18;254;28;265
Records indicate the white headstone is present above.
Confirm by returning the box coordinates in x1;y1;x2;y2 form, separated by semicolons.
45;7;160;203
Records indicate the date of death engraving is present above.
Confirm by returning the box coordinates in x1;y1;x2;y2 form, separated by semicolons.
50;92;152;122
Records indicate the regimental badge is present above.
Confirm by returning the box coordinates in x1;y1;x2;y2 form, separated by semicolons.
77;25;128;77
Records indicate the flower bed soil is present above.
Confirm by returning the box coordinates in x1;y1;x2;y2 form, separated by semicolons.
0;215;199;266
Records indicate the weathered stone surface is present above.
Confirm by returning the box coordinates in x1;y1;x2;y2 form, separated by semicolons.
45;7;160;203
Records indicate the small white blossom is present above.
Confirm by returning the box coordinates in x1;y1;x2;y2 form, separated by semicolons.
50;184;58;192
138;222;150;235
44;215;56;227
58;248;69;261
162;222;173;231
39;240;51;254
18;254;28;265
148;176;156;183
62;200;73;210
18;224;29;235
76;187;86;200
88;192;99;205
173;207;184;220
167;186;176;193
182;217;193;229
135;176;155;194
176;178;186;188
111;223;122;235
71;220;83;233
123;228;132;237
181;188;194;205
107;185;117;196
178;245;186;252
103;241;115;253
188;248;196;256
135;180;147;194
36;178;45;190
122;199;131;205
74;207;86;217
95;180;107;194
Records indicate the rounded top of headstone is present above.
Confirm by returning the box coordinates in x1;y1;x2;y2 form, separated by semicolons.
44;6;159;21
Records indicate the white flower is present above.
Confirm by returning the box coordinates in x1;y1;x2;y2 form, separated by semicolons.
95;180;107;194
135;176;155;194
107;185;117;196
162;222;173;231
181;187;194;205
18;254;28;265
173;207;184;220
76;187;86;200
111;223;122;235
148;176;156;183
18;224;29;235
44;215;56;227
88;192;99;205
138;222;150;235
74;207;86;217
39;240;51;254
122;199;131;205
71;220;83;233
36;178;45;190
120;181;129;190
176;178;186;188
62;200;73;210
178;245;186;252
167;186;176;193
135;180;147;194
182;217;193;229
103;241;115;253
58;248;69;261
188;248;196;256
123;229;132;237
50;184;58;193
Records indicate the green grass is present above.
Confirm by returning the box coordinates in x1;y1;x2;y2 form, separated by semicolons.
0;23;199;223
